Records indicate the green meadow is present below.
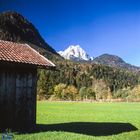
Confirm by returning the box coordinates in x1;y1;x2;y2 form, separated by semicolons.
2;102;140;140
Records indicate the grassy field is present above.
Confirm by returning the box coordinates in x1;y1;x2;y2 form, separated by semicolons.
1;101;140;140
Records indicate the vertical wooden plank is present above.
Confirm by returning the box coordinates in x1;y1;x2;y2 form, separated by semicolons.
27;73;33;127
26;70;37;128
15;72;27;128
32;70;37;127
6;71;15;127
0;70;15;128
0;71;6;127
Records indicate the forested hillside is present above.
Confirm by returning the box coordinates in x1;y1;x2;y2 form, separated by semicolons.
37;60;140;101
93;54;140;72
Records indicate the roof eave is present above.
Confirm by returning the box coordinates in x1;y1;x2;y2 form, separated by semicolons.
37;65;56;70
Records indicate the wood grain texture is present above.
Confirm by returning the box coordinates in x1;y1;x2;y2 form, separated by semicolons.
0;63;37;130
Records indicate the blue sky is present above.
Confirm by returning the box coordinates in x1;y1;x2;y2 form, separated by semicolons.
1;0;140;66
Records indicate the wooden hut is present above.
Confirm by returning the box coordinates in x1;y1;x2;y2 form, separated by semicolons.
0;40;55;129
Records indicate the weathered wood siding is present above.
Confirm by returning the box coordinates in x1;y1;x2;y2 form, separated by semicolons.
0;63;37;129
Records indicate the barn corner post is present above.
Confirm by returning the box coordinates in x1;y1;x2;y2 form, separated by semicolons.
0;40;55;131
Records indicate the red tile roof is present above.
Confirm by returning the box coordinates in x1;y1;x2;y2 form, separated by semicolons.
0;40;55;68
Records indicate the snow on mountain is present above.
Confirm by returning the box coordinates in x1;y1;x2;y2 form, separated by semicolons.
58;45;93;61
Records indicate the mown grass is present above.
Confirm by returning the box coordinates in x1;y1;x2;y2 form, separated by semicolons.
1;102;140;140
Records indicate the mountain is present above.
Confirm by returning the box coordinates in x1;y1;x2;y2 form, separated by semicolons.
93;54;140;72
1;11;139;72
0;11;61;60
58;45;93;61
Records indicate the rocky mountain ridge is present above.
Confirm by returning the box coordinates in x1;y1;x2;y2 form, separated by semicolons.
0;11;60;61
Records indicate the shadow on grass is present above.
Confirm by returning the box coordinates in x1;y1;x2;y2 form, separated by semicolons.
20;122;138;136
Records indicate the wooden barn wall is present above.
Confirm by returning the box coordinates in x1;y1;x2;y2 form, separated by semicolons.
0;64;37;129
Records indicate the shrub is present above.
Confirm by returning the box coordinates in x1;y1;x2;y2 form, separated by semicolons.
79;87;96;100
63;85;78;100
53;83;78;100
54;83;67;99
92;79;111;100
113;87;131;99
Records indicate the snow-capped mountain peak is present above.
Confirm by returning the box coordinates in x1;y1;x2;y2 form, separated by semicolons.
58;45;93;61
